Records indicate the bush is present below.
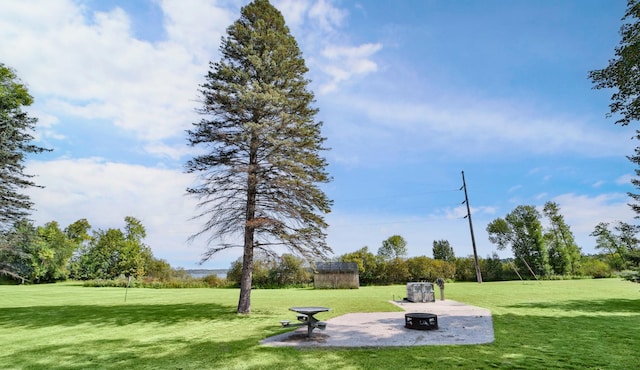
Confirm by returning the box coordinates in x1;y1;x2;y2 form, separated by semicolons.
82;275;228;288
579;259;613;278
617;270;640;283
202;274;226;287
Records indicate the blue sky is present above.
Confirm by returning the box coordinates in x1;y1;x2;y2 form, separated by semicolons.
1;0;636;269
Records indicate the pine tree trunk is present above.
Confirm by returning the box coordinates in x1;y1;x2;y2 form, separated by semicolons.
238;141;259;314
237;238;253;313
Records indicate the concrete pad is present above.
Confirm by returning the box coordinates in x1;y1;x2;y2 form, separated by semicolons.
261;299;494;348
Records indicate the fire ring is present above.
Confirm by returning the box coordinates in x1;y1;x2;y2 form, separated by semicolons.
405;313;438;330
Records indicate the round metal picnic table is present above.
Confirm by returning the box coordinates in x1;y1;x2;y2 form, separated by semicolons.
289;307;330;337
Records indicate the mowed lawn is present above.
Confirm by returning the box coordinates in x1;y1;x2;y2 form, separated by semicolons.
1;279;639;369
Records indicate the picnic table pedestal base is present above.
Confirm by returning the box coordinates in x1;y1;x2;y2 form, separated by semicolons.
281;307;330;338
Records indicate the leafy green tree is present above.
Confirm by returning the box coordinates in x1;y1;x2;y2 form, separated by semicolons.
0;63;50;230
432;239;455;262
79;217;152;280
65;218;92;244
30;221;77;282
406;256;433;281
454;256;478;282
591;222;624;269
480;252;508;281
382;257;409;284
542;201;582;275
339;246;379;285
487;205;551;278
268;253;311;287
579;255;614;278
591;221;640;270
66;219;93;278
378;235;408;261
226;253;272;288
405;256;455;281
185;0;332;313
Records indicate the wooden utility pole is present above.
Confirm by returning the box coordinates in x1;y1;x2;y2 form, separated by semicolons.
461;171;483;283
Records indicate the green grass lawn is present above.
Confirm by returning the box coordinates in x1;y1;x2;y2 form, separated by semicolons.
1;279;639;369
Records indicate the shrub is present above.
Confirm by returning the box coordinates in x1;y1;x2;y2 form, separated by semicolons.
202;274;226;287
579;259;612;278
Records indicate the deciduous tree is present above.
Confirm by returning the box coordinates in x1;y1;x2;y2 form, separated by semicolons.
542;201;582;275
432;239;455;262
378;235;407;261
339;246;379;285
185;0;331;313
487;205;551;278
591;221;640;270
80;217;151;280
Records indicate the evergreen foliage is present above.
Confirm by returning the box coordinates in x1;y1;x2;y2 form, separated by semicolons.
0;64;50;281
0;64;50;229
589;1;640;218
589;0;640;126
185;0;331;313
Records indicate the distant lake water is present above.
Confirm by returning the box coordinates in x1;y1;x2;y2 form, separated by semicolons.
187;270;227;279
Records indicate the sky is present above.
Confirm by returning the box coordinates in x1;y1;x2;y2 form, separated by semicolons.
1;0;637;270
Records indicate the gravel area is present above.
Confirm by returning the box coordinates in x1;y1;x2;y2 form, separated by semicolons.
261;299;494;348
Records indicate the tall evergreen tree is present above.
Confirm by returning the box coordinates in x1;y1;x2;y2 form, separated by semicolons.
589;0;640;126
185;0;332;313
0;63;50;281
589;1;640;216
0;63;50;229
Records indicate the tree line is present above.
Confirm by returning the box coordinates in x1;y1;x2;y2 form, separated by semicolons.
0;216;176;283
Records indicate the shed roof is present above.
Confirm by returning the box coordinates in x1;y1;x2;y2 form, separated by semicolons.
315;262;358;273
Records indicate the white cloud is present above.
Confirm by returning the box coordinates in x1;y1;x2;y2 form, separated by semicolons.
535;192;549;200
319;43;383;93
1;0;383;154
549;192;635;250
0;0;226;145
24;158;238;268
320;92;635;162
508;185;523;193
143;142;197;161
274;0;311;28
616;174;633;185
308;0;347;32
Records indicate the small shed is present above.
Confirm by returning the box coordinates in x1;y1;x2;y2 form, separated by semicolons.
313;262;359;289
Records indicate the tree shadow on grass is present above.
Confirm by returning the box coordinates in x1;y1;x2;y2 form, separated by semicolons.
0;336;260;370
503;298;640;314
3;311;640;369
1;334;362;370
0;302;241;329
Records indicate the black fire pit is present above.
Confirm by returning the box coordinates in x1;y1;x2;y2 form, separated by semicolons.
405;313;438;330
